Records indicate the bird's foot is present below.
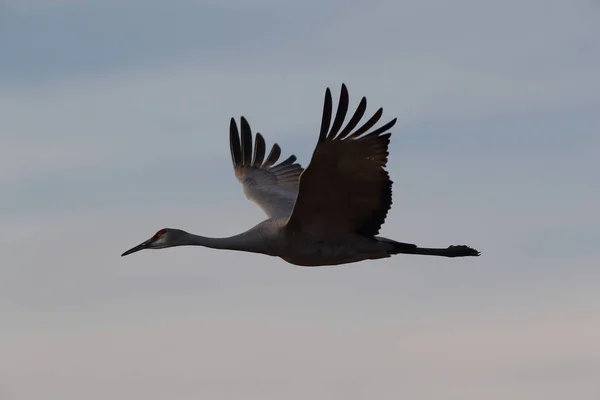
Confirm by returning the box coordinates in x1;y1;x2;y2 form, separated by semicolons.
447;245;481;257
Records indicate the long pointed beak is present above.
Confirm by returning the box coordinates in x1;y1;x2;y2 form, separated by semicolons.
121;239;152;257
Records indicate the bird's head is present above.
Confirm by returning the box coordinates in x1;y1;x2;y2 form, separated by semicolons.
121;228;185;257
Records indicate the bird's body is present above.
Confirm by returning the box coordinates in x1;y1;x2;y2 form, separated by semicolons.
139;219;396;266
122;84;480;266
239;218;393;267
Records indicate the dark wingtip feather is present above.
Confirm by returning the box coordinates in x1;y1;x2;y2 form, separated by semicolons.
337;96;367;139
271;155;297;171
365;117;398;138
348;107;384;139
327;83;349;140
262;143;282;168
253;133;266;167
229;118;241;168
240;116;253;166
319;88;333;141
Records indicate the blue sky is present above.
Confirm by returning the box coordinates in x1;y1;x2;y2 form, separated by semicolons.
1;0;600;398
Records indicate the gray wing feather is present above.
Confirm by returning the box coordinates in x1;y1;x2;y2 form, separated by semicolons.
230;117;304;218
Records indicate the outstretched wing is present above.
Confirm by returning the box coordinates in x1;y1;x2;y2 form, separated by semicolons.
230;117;304;218
286;84;397;236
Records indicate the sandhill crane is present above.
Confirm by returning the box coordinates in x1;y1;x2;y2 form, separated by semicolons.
122;84;480;266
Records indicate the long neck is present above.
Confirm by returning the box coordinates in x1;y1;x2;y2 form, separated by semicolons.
178;231;268;254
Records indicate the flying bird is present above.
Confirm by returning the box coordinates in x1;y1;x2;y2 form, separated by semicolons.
122;84;480;266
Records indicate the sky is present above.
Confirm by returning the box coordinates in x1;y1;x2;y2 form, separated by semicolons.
1;0;599;398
